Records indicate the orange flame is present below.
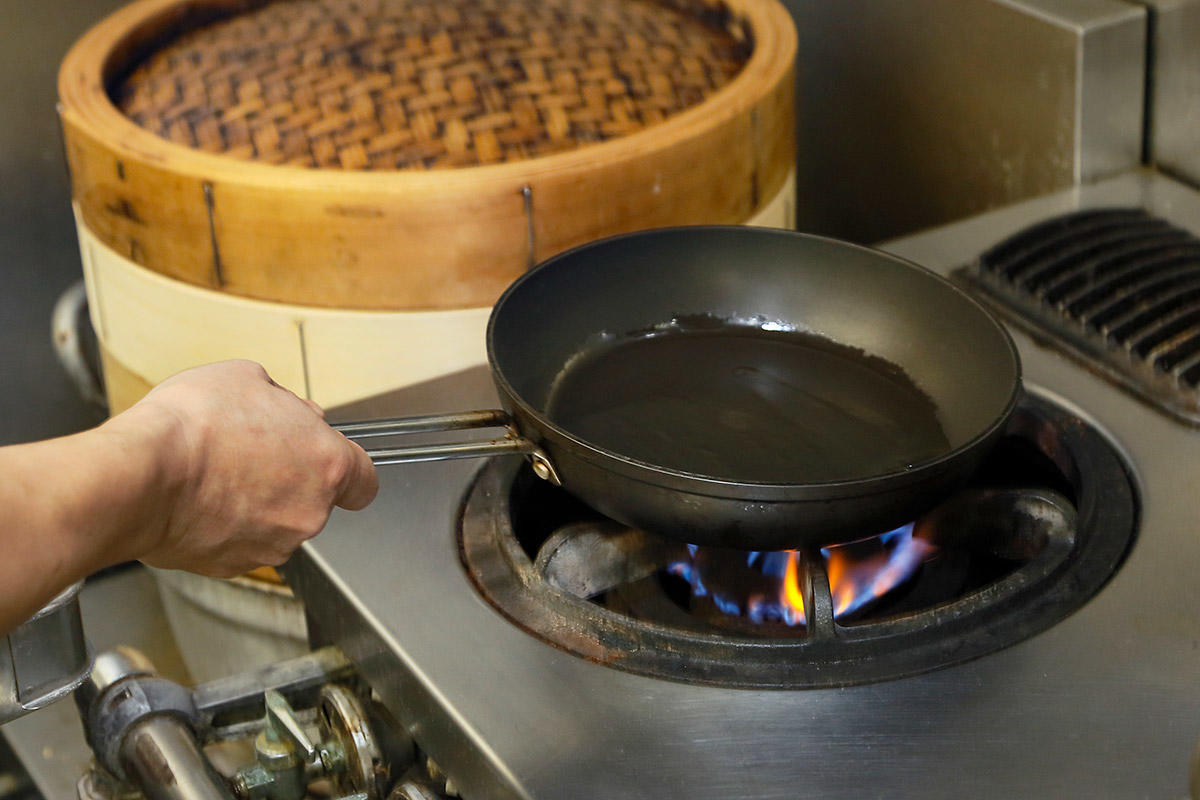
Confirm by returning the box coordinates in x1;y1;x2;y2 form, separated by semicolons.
777;526;934;623
781;551;806;625
668;525;932;627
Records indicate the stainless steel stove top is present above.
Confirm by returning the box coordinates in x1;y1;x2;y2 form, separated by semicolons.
288;170;1200;799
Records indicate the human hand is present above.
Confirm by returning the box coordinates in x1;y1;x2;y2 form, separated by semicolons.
110;360;378;577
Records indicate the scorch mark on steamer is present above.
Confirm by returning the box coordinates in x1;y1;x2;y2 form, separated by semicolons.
102;197;143;225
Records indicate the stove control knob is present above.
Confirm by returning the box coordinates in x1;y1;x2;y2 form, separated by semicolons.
319;684;387;799
235;686;387;800
388;780;446;800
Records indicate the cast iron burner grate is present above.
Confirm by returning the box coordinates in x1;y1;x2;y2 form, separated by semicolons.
966;207;1200;423
457;394;1136;688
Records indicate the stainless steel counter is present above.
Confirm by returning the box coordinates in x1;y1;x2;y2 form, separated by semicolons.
291;170;1200;799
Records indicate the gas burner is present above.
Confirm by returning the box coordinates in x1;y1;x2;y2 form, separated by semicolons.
458;393;1137;688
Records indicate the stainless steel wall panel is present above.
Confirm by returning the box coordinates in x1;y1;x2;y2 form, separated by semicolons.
1138;0;1200;185
784;0;1145;243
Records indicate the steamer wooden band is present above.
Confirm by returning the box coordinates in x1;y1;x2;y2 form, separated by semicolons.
59;0;796;311
80;170;794;413
77;206;489;411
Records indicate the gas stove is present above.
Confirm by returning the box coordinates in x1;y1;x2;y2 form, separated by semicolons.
453;389;1134;690
284;169;1200;799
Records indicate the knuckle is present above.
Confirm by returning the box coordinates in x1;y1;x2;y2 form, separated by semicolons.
240;358;267;374
204;563;243;579
282;510;327;543
264;548;293;567
293;522;321;543
227;359;270;383
320;440;354;487
300;510;331;540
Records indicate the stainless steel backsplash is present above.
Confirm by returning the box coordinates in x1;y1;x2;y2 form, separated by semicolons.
782;0;1146;243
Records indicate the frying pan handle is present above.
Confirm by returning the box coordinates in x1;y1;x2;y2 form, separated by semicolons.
333;410;561;485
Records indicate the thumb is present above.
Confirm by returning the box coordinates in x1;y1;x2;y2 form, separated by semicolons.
334;438;379;511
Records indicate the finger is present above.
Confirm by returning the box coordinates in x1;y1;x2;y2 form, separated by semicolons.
333;439;379;511
304;398;326;418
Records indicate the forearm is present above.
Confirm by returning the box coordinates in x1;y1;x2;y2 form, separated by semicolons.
0;360;377;635
0;411;177;634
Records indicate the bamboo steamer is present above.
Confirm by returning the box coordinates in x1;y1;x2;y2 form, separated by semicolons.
79;170;793;414
60;0;795;680
58;0;797;311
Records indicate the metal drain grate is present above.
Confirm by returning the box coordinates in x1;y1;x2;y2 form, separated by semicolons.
968;207;1200;424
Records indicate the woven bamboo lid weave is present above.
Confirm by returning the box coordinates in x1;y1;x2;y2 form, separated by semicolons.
60;0;795;310
115;0;752;169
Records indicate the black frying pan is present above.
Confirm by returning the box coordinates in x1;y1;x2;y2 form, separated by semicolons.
335;227;1020;550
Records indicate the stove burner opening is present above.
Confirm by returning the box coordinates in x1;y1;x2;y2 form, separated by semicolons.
512;434;1074;636
462;395;1137;687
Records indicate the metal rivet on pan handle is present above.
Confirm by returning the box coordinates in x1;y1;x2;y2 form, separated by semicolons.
530;448;561;486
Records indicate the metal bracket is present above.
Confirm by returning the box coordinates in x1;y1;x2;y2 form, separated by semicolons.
1;583;91;725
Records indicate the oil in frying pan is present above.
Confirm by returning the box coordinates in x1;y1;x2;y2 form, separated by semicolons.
543;322;950;483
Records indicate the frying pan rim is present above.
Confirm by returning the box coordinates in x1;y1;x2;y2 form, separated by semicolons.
486;225;1023;491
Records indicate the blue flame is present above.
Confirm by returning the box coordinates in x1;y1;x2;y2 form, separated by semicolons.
666;523;929;627
712;595;741;616
667;560;706;597
822;523;928;618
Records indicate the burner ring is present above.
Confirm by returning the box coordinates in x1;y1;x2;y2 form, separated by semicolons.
458;393;1137;688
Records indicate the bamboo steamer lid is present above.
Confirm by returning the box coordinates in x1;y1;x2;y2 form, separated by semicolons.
59;0;795;310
